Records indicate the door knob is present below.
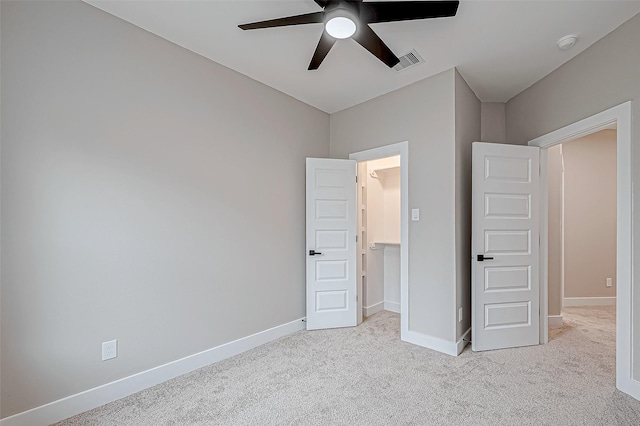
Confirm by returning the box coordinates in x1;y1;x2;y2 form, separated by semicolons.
309;250;323;256
477;254;494;261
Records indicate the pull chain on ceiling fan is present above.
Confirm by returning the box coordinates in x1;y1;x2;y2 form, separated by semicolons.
239;0;460;70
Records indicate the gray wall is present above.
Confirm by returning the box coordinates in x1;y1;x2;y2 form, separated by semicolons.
506;12;640;379
563;130;617;299
547;145;563;316
0;0;329;418
480;102;506;143
330;68;469;343
454;71;481;340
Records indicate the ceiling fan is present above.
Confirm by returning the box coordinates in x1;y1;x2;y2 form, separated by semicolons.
239;1;459;70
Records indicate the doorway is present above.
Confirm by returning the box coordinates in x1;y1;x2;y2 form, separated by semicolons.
529;101;637;398
349;141;409;339
547;130;617;325
357;155;401;320
546;130;618;385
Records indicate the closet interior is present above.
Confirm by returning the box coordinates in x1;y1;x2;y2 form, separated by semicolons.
358;155;401;317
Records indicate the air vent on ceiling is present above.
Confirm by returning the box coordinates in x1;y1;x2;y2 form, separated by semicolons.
393;49;424;71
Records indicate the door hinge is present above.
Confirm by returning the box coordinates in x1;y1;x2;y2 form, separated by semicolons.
355;235;358;242
356;295;358;302
355;175;358;183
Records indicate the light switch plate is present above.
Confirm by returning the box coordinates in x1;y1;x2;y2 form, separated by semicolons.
411;208;420;221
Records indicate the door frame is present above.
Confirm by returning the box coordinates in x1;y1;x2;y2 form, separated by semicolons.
349;141;409;340
528;101;637;398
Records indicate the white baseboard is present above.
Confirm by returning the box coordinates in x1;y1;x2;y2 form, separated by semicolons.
0;318;306;426
384;300;400;313
456;328;471;355
364;302;384;317
548;315;564;326
403;330;459;356
563;297;616;307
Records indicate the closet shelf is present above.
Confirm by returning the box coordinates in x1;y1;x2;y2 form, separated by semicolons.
369;165;400;179
370;241;400;249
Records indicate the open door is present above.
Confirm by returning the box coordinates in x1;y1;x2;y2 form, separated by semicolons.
306;158;357;330
472;142;540;351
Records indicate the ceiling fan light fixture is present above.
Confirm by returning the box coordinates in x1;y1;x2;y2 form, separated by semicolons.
325;16;357;39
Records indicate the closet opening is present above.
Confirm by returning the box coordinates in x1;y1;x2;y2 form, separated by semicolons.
357;156;401;320
349;141;408;338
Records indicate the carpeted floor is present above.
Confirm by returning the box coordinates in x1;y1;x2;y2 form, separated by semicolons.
55;306;640;425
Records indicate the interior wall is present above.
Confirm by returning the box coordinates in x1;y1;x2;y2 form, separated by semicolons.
454;70;481;341
384;245;401;312
330;69;457;342
505;12;640;379
563;130;617;300
480;102;506;143
382;168;401;244
0;0;329;418
547;144;563;317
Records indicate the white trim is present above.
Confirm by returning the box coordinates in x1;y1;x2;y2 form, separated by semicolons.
364;302;384;317
548;315;564;327
561;146;566;311
349;141;409;344
563;297;616;307
0;318;306;426
456;328;471;355
539;148;550;344
404;330;459;356
528;101;637;400
384;301;401;313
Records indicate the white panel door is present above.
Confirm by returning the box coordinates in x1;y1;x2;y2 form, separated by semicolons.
472;142;540;351
306;158;357;330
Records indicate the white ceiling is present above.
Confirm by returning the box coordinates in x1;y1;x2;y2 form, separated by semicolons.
85;0;640;113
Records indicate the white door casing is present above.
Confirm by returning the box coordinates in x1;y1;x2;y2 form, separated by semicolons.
472;142;540;351
306;158;357;330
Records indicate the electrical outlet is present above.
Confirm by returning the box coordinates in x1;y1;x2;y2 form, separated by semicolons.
102;340;117;361
606;278;613;288
458;307;463;322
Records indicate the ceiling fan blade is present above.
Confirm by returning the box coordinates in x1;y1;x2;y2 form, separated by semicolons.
352;24;400;68
362;1;459;24
239;11;324;30
308;30;337;70
313;0;330;7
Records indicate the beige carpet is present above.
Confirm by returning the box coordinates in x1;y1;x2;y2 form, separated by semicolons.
55;306;640;425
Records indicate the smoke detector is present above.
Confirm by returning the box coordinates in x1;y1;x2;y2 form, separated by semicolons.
557;34;578;50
